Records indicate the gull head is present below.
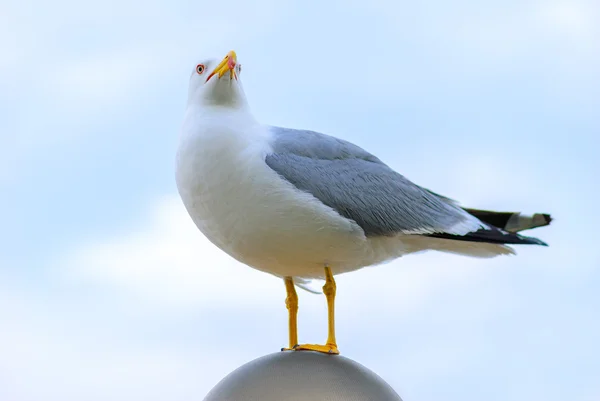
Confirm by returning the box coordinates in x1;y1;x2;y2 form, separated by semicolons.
187;50;247;109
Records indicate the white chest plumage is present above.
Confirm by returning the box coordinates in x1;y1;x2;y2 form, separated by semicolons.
174;106;513;280
174;107;394;279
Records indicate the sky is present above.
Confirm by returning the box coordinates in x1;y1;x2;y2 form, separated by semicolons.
1;0;599;400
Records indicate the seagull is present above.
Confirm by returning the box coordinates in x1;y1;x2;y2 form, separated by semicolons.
175;50;552;355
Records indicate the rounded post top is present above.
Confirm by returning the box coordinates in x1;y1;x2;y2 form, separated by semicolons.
204;350;402;401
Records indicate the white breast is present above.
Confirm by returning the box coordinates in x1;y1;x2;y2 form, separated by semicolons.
175;107;413;279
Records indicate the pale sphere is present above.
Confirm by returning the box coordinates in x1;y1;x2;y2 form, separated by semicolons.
203;351;402;401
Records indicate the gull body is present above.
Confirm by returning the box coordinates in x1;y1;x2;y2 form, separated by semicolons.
177;109;521;281
178;108;392;280
176;52;550;283
178;119;351;279
175;51;551;353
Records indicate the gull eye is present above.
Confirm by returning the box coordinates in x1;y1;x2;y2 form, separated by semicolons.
196;64;205;74
236;64;242;74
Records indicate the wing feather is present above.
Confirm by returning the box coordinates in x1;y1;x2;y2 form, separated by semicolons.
265;127;483;237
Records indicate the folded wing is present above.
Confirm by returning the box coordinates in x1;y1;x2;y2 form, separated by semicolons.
265;127;550;246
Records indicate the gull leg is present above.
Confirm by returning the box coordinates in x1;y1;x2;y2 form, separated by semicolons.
324;266;338;349
281;277;299;351
294;266;340;355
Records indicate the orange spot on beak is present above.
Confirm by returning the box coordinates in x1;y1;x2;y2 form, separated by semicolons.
206;50;238;82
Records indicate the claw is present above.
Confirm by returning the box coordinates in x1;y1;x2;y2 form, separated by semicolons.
293;343;340;355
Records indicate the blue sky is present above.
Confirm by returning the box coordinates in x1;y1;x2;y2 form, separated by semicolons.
1;0;599;400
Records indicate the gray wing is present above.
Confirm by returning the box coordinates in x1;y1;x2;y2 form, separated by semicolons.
265;126;483;237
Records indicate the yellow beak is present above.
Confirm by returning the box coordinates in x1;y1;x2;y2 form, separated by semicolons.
206;50;238;82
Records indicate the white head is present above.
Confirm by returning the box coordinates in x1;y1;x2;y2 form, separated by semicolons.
187;50;248;110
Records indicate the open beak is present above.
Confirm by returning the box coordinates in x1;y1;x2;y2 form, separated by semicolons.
206;50;238;82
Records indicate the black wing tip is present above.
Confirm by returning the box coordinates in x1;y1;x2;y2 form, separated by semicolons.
541;213;553;226
521;235;549;247
426;226;550;247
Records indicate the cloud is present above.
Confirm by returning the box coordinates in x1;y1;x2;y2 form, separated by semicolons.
59;195;282;312
0;276;270;401
338;0;599;79
537;1;597;41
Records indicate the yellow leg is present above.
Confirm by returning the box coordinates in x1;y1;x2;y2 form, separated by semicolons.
281;277;299;351
324;266;338;347
294;266;340;355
